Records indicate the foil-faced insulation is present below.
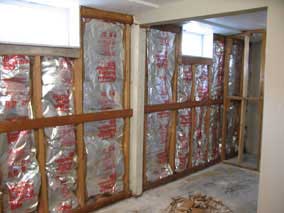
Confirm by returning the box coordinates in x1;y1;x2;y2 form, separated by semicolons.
177;65;192;103
195;65;209;102
83;19;125;198
211;38;225;100
175;109;191;172
208;105;222;162
84;119;124;196
228;40;243;96
41;56;78;212
147;29;176;104
226;102;240;156
0;55;40;212
192;107;207;167
146;111;173;182
83;19;124;112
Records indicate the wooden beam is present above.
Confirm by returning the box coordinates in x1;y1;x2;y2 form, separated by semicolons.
81;6;133;25
32;56;49;213
221;38;233;160
238;35;250;163
74;19;86;205
151;24;182;34
0;44;80;58
122;24;131;194
145;99;223;113
181;56;213;65
0;110;133;133
257;32;266;170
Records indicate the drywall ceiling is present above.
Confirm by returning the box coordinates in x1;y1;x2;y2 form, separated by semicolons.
197;10;267;35
79;0;182;15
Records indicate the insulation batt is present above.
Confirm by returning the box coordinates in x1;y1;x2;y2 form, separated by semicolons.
177;65;192;103
192;107;207;167
83;19;125;197
175;109;191;172
226;103;240;155
195;65;209;102
211;39;225;100
0;55;40;212
228;40;243;96
208;105;223;162
83;18;124;112
146;111;173;182
147;29;175;104
41;56;78;212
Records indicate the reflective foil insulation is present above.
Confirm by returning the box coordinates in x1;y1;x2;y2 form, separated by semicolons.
194;65;209;101
192;107;207;167
175;109;191;172
146;111;173;182
228;40;244;96
147;29;176;104
83;19;125;198
226;102;240;156
177;65;192;103
41;56;78;212
211;38;225;100
84;119;124;196
83;19;124;112
208;105;222;162
0;55;40;212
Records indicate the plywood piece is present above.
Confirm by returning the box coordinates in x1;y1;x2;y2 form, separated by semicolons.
238;35;250;163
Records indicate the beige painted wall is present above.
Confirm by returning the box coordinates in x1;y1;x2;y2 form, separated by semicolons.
134;0;284;212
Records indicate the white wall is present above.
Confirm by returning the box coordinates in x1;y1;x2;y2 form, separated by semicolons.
133;0;284;212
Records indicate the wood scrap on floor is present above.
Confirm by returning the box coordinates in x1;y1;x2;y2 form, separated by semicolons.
163;193;233;213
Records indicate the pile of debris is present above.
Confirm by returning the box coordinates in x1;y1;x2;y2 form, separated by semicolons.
164;193;233;213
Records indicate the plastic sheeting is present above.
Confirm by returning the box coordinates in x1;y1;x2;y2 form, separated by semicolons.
194;65;209;102
41;56;78;212
0;55;40;212
226;102;240;155
147;29;176;104
208;105;222;162
83;19;124;112
177;65;192;103
83;19;125;197
146;111;173;182
228;40;243;96
175;109;191;172
192;107;207;167
85;119;124;196
211;39;225;100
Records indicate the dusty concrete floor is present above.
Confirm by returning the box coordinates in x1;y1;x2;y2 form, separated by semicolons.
224;154;258;170
96;163;259;213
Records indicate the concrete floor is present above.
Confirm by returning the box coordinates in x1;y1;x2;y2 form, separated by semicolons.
96;163;259;213
224;154;258;170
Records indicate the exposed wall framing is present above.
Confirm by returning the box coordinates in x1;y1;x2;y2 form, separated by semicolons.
0;6;133;213
143;28;225;190
222;30;266;171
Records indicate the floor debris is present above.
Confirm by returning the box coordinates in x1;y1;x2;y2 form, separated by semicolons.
163;193;233;213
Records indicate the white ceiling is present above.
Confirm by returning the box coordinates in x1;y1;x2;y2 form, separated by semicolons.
79;0;181;15
198;10;267;35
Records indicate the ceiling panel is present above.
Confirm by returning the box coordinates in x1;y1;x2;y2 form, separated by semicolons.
79;0;181;15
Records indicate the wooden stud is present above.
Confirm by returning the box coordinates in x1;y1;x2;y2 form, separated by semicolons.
32;56;48;213
81;6;133;25
257;32;266;170
122;24;131;193
188;65;196;169
238;35;250;163
221;38;233;160
206;65;212;162
74;17;86;205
